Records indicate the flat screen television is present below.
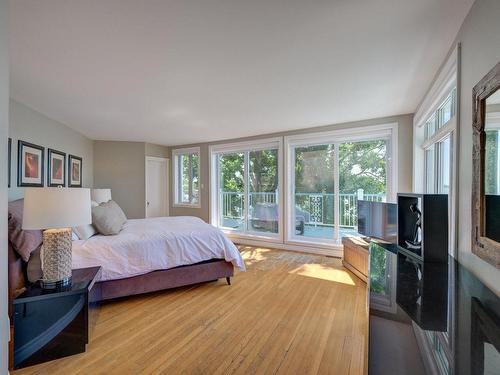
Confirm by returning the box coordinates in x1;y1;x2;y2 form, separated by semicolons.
357;200;397;243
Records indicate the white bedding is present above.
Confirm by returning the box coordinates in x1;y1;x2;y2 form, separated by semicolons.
71;216;246;281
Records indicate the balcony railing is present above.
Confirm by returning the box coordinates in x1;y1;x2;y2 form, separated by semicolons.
220;190;385;228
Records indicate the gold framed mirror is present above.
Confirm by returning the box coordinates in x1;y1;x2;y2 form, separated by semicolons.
472;61;500;268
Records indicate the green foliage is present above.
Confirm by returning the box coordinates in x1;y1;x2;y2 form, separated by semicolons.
369;243;388;294
339;140;387;194
220;153;244;192
485;130;499;194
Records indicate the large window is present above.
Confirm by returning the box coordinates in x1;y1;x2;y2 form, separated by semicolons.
173;147;200;207
210;126;396;252
286;125;395;246
210;139;281;239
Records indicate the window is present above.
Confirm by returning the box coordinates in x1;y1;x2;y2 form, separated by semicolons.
173;147;200;207
209;125;396;253
285;124;396;247
210;139;281;240
422;89;456;195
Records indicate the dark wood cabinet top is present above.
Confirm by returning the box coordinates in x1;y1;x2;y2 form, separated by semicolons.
14;267;101;304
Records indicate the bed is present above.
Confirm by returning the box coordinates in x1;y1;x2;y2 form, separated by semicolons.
8;199;245;309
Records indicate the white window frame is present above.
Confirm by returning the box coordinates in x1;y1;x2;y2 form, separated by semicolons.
209;137;283;243
172;146;201;208
284;123;398;249
414;44;459;255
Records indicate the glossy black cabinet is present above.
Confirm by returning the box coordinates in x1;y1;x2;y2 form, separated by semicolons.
397;193;448;263
368;242;500;375
13;267;101;369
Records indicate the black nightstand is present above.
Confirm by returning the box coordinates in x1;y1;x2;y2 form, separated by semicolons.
13;267;102;369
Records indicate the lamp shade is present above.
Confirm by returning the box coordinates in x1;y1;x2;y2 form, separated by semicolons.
91;188;112;204
23;187;92;230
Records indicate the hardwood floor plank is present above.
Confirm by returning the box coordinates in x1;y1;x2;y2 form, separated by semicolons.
13;247;367;375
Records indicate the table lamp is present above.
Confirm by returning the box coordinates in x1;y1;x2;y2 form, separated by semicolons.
91;188;112;204
23;187;91;288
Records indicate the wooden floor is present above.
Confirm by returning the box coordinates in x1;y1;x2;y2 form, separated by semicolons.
14;247;368;375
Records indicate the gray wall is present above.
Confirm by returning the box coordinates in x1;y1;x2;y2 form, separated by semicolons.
94;141;146;219
146;142;170;158
8;99;94;201
170;114;413;222
0;0;8;371
94;141;169;219
453;0;500;294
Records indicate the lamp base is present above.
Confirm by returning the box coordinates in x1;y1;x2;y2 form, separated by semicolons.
41;228;73;289
41;276;72;290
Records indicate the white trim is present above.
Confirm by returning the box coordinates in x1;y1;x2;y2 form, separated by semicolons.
210;137;282;154
232;236;343;258
172;146;201;208
209;137;283;241
284;122;398;246
145;156;169;217
414;44;460;256
414;45;459;128
172;146;201;156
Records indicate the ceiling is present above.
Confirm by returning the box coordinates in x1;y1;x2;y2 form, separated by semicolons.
10;0;474;146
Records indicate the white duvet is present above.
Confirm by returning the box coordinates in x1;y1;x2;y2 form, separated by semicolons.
71;216;246;281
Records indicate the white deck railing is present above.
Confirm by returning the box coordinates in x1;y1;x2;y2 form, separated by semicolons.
220;190;385;228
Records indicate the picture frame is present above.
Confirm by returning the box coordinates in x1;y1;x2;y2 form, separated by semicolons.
8;138;11;188
17;140;44;187
68;154;82;187
47;148;66;187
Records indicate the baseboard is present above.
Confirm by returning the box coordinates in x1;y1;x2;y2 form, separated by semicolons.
232;237;344;258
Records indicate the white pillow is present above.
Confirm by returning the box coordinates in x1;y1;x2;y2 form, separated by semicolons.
73;224;97;240
92;200;127;235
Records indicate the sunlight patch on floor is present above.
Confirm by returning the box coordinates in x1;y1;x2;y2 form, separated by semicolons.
289;263;356;285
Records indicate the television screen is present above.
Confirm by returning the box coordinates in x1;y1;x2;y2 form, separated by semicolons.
358;200;397;243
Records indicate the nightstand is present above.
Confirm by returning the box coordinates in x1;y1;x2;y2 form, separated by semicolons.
13;266;102;369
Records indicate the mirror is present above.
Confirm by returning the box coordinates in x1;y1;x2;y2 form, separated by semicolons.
485;90;500;243
472;62;500;268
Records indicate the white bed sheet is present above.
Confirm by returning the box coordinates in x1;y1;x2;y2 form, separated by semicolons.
71;216;245;281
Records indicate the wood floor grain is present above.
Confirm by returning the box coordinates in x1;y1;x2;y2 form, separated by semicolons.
14;246;368;375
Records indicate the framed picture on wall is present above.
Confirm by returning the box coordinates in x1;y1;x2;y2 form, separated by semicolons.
8;138;11;187
47;148;66;187
18;140;44;187
68;154;82;187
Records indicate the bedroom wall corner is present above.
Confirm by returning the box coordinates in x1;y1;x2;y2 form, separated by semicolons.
0;0;9;372
8;100;94;201
93;141;147;219
145;143;170;159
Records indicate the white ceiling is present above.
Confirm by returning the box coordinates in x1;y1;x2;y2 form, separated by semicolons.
10;0;474;146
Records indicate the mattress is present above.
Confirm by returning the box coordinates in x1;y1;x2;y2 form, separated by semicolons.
71;216;245;281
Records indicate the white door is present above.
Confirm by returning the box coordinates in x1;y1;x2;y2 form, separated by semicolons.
146;157;169;218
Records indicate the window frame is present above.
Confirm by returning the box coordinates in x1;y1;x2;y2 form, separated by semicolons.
172;146;201;208
414;45;459;256
209;137;283;243
284;123;398;248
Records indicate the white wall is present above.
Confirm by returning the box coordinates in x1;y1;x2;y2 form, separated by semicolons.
0;0;9;372
428;0;500;295
8;99;94;201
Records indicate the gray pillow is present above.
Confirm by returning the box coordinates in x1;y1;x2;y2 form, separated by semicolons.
73;224;97;240
92;200;127;235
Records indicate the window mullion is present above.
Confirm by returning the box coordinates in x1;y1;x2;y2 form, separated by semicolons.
243;151;250;233
334;143;340;242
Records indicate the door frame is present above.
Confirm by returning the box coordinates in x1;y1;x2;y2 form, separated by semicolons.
145;156;169;217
